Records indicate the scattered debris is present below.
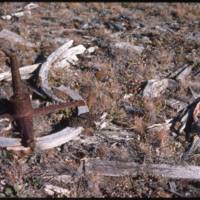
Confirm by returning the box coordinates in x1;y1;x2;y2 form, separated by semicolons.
24;3;39;10
52;175;73;184
181;135;200;160
123;94;133;101
169;181;186;197
143;79;177;98
95;112;110;130
97;128;136;141
147;119;172;133
165;98;188;112
1;3;38;20
86;46;98;54
122;103;145;116
175;65;192;81
189;86;200;99
44;184;70;197
114;42;144;54
2;10;31;19
0;118;12;134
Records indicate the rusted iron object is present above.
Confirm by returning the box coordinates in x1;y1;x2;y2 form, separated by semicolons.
0;52;85;148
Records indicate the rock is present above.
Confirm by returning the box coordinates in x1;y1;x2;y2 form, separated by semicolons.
0;29;36;48
143;78;177;98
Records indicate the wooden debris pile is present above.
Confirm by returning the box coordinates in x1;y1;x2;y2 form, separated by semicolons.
0;33;93;151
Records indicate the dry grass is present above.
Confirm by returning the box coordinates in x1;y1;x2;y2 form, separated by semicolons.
0;2;199;198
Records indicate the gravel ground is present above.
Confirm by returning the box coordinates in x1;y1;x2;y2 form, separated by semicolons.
0;2;200;198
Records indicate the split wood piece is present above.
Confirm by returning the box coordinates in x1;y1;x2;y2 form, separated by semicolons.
169;64;192;81
0;127;83;151
38;40;86;102
84;159;200;181
0;63;39;81
38;40;89;115
147;119;172;133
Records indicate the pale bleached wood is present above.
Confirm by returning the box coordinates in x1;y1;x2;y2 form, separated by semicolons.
38;40;89;115
6;145;31;152
0;63;39;81
0;137;21;147
44;184;70;196
0;127;83;151
84;159;200;180
36;126;83;150
38;40;86;102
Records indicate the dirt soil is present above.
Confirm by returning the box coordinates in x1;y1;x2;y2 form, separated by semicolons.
0;2;200;198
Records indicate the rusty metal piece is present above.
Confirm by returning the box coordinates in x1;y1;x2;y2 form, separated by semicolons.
8;53;34;148
0;52;85;149
34;100;85;116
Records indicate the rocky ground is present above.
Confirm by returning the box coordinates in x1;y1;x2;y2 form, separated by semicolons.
0;2;200;198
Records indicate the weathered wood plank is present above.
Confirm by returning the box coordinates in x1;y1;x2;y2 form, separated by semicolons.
84;159;200;180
